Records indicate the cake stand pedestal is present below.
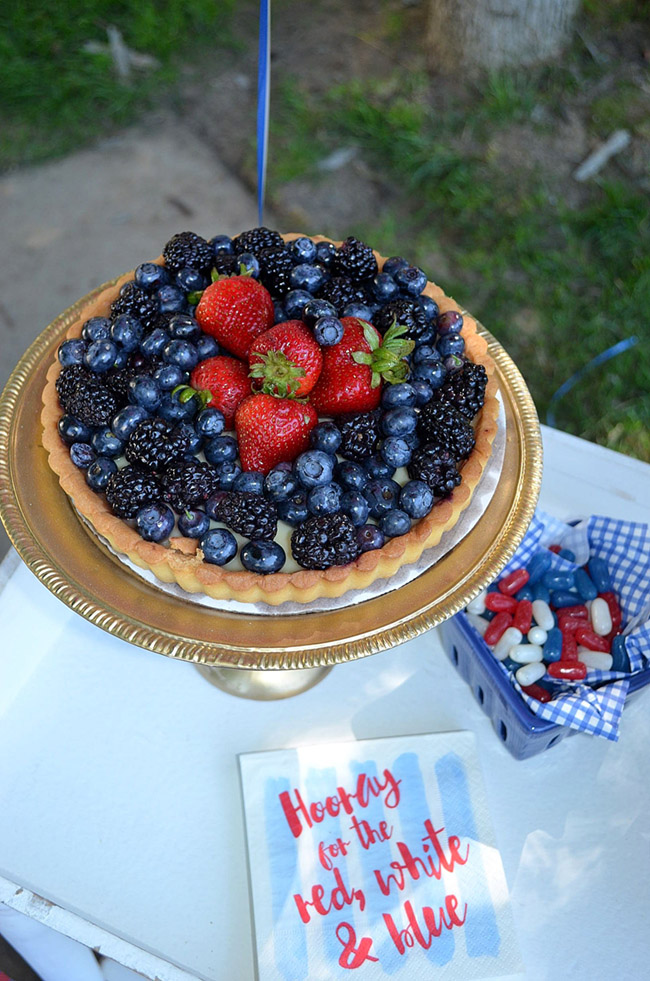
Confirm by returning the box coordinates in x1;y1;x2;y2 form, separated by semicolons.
195;663;332;699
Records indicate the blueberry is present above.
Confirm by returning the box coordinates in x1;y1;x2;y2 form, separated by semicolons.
204;435;238;465
436;332;465;357
111;314;143;352
370;272;399;304
416;294;440;323
356;524;385;552
400;479;434;519
335;460;367;491
437;310;464;335
162;339;199;370
175;421;203;455
277;489;309;526
233;471;265;495
58;338;86;366
381;382;417;408
315;241;337;267
84;339;118;374
314;315;344;347
382;256;409;278
175;267;207;295
402;431;420;450
290;236;317;263
294;450;335;488
153;363;187;391
140;328;170;360
381;406;417;437
200;528;238;566
81;317;111;343
236;252;260;278
58;415;93;445
364;454;396;480
128;374;162;412
136;502;175;542
211;234;234;255
215;461;242;490
411;359;447;388
411;378;434;406
113;348;129;369
302;298;337;328
135;262;169;291
310;421;342;454
168;313;201;341
380;436;412;468
264;465;300;502
413;344;439;364
195;334;220;360
284;289;313;319
156;284;187;314
111;404;149;440
364;477;401;518
240;540;286;574
341;301;373;321
380;508;411;538
273;301;287;324
444;354;465;374
290;263;327;294
394;265;427;296
91;427;123;458
70;442;96;469
341;489;369;526
308;482;342;516
195;408;225;439
158;390;197;422
178;508;210;538
86;456;117;491
415;327;437;346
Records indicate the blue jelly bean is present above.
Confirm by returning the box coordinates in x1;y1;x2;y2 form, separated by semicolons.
550;590;582;608
515;585;533;601
611;635;630;673
543;627;563;663
588;556;611;592
574;567;598;602
526;550;553;584
542;571;576;591
532;582;551;603
501;657;519;674
558;548;575;562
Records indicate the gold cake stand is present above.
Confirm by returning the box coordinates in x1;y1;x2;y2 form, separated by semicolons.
0;287;542;699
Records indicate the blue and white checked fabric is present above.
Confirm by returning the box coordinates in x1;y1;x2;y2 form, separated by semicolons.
497;510;649;740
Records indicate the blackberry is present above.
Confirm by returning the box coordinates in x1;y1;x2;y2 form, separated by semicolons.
430;362;488;419
56;364;91;411
257;246;294;297
162;459;219;512
110;282;159;331
162;231;213;273
338;411;381;461
333;237;378;282
67;378;118;427
417;402;476;461
105;465;164;519
232;227;284;255
407;446;461;498
210;492;278;541
372;298;429;341
291;514;361;570
211;252;239;277
317;276;367;314
125;418;192;472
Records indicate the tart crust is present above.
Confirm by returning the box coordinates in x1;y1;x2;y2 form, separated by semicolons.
41;234;499;605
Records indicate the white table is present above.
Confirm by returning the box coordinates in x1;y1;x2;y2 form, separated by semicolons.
0;425;649;981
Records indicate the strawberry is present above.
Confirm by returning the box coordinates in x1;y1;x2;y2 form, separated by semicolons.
309;317;414;415
190;355;252;428
248;320;323;397
195;275;275;360
235;393;318;474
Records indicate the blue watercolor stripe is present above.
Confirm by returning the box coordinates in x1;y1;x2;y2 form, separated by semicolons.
434;752;500;958
256;0;271;225
264;775;308;980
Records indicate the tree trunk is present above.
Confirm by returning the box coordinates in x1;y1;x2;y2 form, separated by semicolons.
427;0;581;74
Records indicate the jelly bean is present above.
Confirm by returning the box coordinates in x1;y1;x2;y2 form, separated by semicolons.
466;612;489;637
574;568;598;602
515;662;546;687
549;544;562;554
485;592;518;613
526;550;553;584
543;571;576;591
611;635;630;673
557;613;587;634
559;548;576;562
498;568;530;596
532;599;555;631
513;599;533;633
588;556;611;592
528;626;547;646
561;630;578;661
532;582;551;603
483;611;513;646
578;650;613;671
551;590;583;609
501;657;520;673
521;682;553;703
515;585;534;602
542;627;563;662
547;661;587;680
557;603;589;620
493;627;523;660
575;624;610;652
510;643;544;664
590;597;612;636
600;591;622;631
466;590;487;615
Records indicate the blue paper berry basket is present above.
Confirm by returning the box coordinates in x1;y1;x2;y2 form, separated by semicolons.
439;612;650;760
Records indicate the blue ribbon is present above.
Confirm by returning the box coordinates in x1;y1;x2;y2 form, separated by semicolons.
257;0;271;227
546;336;639;428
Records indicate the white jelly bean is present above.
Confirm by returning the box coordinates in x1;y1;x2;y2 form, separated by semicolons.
510;643;544;663
528;626;547;646
492;627;523;660
466;590;487;615
590;597;612;636
466;612;489;637
532;599;555;631
516;662;546;686
578;651;613;671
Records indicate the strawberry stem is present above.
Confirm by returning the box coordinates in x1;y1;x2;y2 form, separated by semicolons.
249;350;306;398
352;321;414;387
172;384;211;410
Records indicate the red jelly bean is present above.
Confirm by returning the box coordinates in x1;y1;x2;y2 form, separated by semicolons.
600;591;622;631
548;661;587;680
521;683;553;703
549;544;562;554
483;611;513;646
561;630;578;661
558;614;587;634
485;592;518;613
513;599;533;633
498;568;530;596
575;625;610;652
556;604;588;620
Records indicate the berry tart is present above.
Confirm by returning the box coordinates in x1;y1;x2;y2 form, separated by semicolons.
41;230;499;605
